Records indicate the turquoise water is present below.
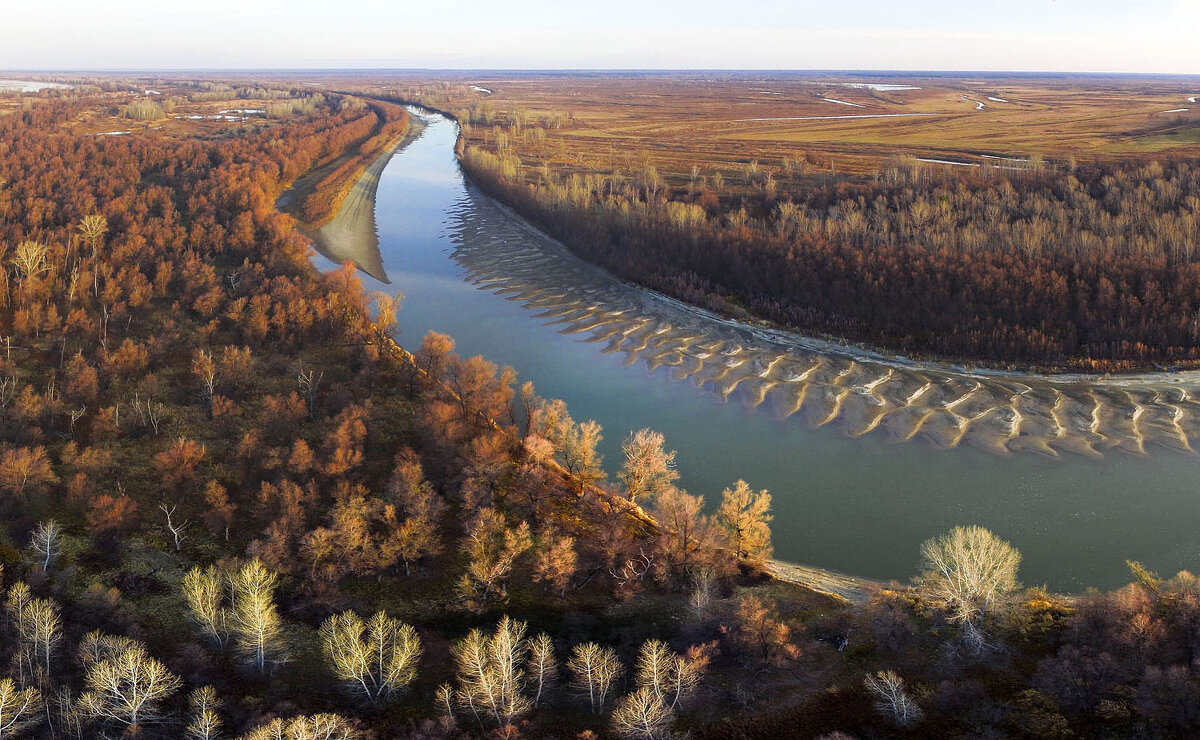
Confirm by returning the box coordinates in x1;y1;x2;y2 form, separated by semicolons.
314;113;1200;593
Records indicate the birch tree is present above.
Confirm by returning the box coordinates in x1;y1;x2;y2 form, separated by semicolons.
229;559;284;673
77;215;108;259
567;642;622;714
919;525;1020;649
77;631;181;730
864;670;923;727
185;686;222;740
527;633;557;707
634;639;707;710
0;679;41;738
237;714;361;740
611;686;674;740
28;520;61;572
182;565;231;650
23;599;60;684
448;616;533;728
320;611;421;703
6;591;59;685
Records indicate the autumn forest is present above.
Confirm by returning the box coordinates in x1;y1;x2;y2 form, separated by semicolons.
0;71;1199;740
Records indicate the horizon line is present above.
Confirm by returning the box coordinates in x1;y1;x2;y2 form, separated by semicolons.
4;67;1200;78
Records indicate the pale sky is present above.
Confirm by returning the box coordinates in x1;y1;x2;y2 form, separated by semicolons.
2;0;1199;74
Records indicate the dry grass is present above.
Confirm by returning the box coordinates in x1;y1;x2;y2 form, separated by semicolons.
362;73;1200;188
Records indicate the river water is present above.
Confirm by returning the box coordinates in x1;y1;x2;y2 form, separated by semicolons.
313;112;1200;592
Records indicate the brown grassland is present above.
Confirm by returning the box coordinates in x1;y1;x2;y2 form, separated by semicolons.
337;73;1200;370
373;72;1200;182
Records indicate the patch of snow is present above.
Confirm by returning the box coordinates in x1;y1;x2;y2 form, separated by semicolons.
469;85;492;94
1161;108;1190;113
1188;97;1197;103
987;97;1008;103
96;131;131;136
144;89;161;95
733;113;937;122
219;108;265;115
822;97;865;108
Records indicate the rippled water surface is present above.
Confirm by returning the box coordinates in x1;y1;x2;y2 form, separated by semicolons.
315;113;1200;592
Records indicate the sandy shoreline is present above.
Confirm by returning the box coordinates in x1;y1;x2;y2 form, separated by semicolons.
286;116;427;283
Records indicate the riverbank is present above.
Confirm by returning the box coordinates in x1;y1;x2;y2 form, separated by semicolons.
376;102;1200;384
295;105;1200;595
293;105;889;606
393;78;1200;375
282;115;426;282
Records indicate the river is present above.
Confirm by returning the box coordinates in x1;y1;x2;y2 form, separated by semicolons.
311;111;1200;593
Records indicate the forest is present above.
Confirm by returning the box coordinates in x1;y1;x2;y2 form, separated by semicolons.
2;81;1200;739
387;78;1200;371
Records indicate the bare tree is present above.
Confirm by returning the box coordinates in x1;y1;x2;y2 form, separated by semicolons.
237;714;361;740
229;559;284;674
26;599;60;683
4;583;31;679
10;242;49;290
28;521;61;572
7;593;60;685
920;525;1020;649
193;350;216;403
185;686;221;740
296;366;323;418
688;567;716;621
321;611;421;703
160;503;190;553
77;215;108;259
611;686;675;740
634;640;674;703
448;616;533;728
567;642;622;714
77;631;181;730
527;633;557;707
863;670;922;727
634;639;706;710
0;678;42;738
182;565;231;650
617;429;679;503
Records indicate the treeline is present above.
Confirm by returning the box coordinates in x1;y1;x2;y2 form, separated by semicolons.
6;84;1200;739
296;101;412;226
0;88;781;738
456;118;1200;370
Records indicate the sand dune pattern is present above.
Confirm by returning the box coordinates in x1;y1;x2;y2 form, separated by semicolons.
444;187;1200;458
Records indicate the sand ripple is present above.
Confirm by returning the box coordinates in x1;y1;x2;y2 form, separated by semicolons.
441;187;1200;458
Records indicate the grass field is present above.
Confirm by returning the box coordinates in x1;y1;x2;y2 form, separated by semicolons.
366;72;1200;187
